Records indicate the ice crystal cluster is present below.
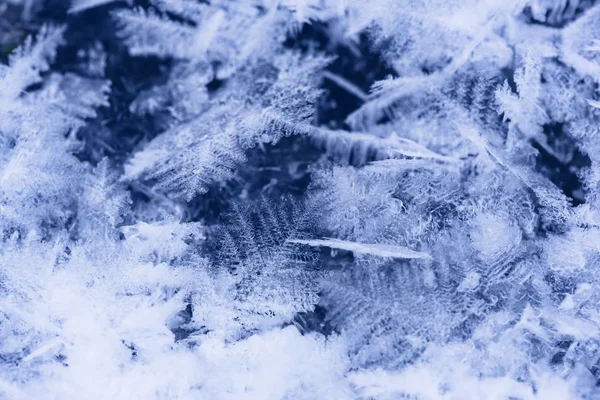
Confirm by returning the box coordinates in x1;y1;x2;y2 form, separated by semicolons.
3;0;600;398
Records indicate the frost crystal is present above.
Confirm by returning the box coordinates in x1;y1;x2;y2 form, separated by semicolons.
2;0;600;399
